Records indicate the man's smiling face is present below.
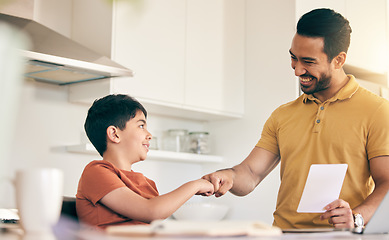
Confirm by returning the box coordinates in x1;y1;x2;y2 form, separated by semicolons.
289;34;333;95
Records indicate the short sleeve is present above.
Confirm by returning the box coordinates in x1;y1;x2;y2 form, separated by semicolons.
78;161;126;205
256;111;280;156
366;100;389;159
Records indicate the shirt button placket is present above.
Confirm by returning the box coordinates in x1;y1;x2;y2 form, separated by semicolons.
314;104;324;132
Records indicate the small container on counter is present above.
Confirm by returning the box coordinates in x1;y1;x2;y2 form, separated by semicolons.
189;132;210;154
163;129;189;152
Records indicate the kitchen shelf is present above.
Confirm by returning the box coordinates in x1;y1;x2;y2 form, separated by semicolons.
66;143;223;164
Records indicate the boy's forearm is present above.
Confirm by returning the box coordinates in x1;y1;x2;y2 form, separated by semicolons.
146;180;201;220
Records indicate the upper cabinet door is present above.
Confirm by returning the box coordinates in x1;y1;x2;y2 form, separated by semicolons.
70;0;244;120
112;0;186;104
184;0;224;111
184;0;245;115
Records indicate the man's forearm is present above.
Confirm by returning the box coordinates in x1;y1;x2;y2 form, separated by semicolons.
354;182;389;224
228;164;259;196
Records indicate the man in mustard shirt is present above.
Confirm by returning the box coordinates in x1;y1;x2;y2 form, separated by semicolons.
203;8;389;230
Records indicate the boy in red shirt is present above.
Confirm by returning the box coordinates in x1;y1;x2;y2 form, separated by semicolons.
76;94;214;228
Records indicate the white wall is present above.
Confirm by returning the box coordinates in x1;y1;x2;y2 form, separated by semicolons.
205;0;297;225
0;80;89;208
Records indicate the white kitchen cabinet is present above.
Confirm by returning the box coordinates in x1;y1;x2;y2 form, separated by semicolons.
184;0;224;111
69;77;240;120
112;0;244;116
69;0;245;120
184;0;244;115
111;0;186;105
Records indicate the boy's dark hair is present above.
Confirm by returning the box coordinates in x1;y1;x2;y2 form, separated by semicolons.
297;8;352;62
84;94;147;157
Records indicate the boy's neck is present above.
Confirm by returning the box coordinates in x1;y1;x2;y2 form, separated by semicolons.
103;150;134;171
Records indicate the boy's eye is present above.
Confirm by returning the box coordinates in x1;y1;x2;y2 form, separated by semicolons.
140;125;144;129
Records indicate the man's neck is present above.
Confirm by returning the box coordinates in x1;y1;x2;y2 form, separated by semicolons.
313;72;349;102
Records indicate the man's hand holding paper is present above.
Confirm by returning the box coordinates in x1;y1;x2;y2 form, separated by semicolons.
297;164;352;228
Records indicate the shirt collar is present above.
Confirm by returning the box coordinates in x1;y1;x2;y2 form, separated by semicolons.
302;74;359;104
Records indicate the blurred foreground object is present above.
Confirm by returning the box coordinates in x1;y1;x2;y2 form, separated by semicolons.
106;219;282;237
0;21;29;208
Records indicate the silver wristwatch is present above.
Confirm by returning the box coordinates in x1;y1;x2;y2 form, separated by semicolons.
353;212;364;233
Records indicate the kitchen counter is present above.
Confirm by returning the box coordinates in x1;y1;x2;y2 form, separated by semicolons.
1;229;389;240
1;218;388;240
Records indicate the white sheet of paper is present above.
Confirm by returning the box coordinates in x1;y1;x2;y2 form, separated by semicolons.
297;164;348;213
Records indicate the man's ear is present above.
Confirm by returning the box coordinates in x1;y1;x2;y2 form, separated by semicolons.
333;52;347;69
107;126;120;143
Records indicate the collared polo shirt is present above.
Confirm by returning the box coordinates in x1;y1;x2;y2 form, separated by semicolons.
256;75;389;229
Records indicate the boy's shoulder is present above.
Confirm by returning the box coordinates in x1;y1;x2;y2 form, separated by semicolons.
82;160;118;175
79;160;123;187
85;159;112;168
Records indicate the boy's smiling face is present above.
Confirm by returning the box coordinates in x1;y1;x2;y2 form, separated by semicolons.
118;110;152;163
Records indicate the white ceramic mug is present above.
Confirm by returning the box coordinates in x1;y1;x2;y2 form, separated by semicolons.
15;168;64;233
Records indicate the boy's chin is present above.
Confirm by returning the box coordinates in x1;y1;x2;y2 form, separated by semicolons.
132;156;146;164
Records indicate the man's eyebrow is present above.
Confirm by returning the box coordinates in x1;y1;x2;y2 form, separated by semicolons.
137;119;146;124
302;57;317;62
289;50;317;62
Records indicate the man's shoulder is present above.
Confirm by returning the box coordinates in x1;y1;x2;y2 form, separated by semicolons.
355;86;389;109
272;95;305;114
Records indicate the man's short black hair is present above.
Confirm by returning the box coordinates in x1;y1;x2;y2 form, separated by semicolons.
84;94;147;157
297;8;352;61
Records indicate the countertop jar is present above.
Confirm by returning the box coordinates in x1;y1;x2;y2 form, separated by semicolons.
189;132;210;154
163;129;189;152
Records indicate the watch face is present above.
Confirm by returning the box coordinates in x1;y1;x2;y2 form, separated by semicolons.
354;214;364;227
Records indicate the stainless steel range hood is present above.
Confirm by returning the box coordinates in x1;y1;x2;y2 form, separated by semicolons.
0;13;133;85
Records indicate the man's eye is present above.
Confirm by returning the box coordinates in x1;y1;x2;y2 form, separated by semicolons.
140;125;144;129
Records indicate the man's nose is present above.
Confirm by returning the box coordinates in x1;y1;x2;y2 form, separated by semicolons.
293;62;306;76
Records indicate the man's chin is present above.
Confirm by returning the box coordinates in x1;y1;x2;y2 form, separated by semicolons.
300;86;313;95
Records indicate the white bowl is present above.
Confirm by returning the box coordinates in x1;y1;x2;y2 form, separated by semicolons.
172;202;229;221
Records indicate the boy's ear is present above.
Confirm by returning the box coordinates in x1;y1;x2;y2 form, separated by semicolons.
107;126;120;143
